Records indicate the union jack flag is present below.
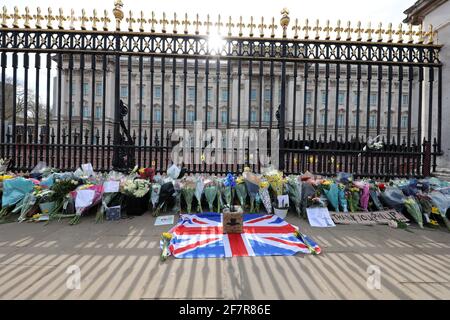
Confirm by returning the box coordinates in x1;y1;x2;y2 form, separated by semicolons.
165;213;321;259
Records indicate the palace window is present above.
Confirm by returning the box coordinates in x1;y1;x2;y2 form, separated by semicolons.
95;83;103;96
187;110;195;123
188;87;195;100
401;115;408;128
120;85;128;98
154;86;161;99
155;109;161;122
221;110;228;123
251;88;257;101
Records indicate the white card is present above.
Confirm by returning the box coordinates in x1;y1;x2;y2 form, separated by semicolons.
154;215;175;226
306;207;336;228
81;163;94;176
277;195;289;208
103;180;120;193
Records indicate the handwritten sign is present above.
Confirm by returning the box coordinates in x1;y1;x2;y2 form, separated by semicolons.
330;210;409;225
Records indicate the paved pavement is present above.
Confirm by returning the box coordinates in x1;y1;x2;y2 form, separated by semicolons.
0;213;449;300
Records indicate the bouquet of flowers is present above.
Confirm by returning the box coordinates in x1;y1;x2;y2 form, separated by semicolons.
353;181;370;211
0;177;36;217
301;182;317;216
138;167;155;181
181;177;196;214
69;184;104;225
379;186;405;212
235;176;247;210
160;232;173;262
286;175;302;217
369;183;384;211
96;174;124;223
347;187;361;213
259;180;272;214
204;178;218;212
265;169;285;197
222;173;236;210
121;178;151;216
243;170;261;213
321;180;339;212
403;196;423;228
195;176;205;212
338;183;348;212
46;175;81;221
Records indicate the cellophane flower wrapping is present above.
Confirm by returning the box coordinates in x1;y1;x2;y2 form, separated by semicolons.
360;183;370;211
429;191;450;218
286;175;302;217
322;181;339;212
347;187;361;213
243;172;261;212
204;180;218;212
181;178;196;214
235;177;247;209
338;185;348;212
151;183;161;210
195;176;204;212
259;182;272;214
379;187;405;212
369;185;384;211
403;196;423;228
71;184;104;216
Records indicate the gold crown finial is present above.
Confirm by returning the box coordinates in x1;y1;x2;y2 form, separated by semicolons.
215;14;223;35
34;7;43;29
396;23;405;43
171;12;180;33
45;7;55;29
91;9;100;31
101;10;110;31
344;21;352;41
303;19;311;39
334;20;343;40
204;14;212;35
23;7;32;28
182;13;190;34
226;16;234;37
269;17;277;38
365;22;374;41
292;18;300;39
126;10;135;31
280;7;290;38
313;19;321;40
12;6;20;28
160;12;168;33
248;16;256;37
79;9;88;30
149;11;156;32
137;11;146;32
1;6;10;28
113;0;124;31
193;14;201;35
386;23;393;42
237;16;245;37
375;22;383;42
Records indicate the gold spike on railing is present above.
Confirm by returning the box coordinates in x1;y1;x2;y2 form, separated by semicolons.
365;22;374;42
45;7;55;29
406;23;414;44
68;9;77;30
171;12;179;34
193;14;201;35
426;24;435;44
160;12;168;33
292;18;300;39
237;16;244;37
101;9;110;31
354;21;363;41
56;8;66;30
113;0;124;31
215;15;223;35
313;19;321;40
149;11;156;33
248;16;256;37
303;19;311;39
375;23;383;42
23;7;32;28
323;20;331;40
1;6;10;28
344;21;352;41
79;9;88;30
204;14;212;35
126;10;135;32
335;20;343;41
137;11;146;32
386;23;393;42
226;16;234;37
182;13;190;34
34;7;43;29
12;6;20;28
269;17;277;38
396;23;404;43
91;9;100;31
280;8;289;38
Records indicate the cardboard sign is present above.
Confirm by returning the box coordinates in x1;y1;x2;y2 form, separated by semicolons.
330;210;409;225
